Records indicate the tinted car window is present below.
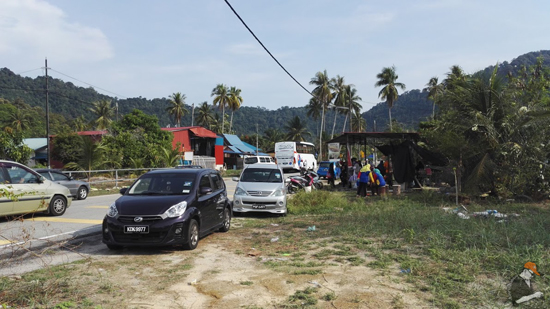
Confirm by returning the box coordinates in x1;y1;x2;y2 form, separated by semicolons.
38;171;52;180
128;173;195;195
319;162;331;168
241;168;282;183
211;173;224;190
199;175;212;190
244;157;258;164
52;172;69;181
6;163;39;184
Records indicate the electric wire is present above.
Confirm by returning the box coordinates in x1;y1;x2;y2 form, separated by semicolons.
49;69;127;99
16;68;42;75
223;0;314;98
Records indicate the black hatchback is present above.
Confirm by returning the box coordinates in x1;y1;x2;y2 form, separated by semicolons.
102;168;231;250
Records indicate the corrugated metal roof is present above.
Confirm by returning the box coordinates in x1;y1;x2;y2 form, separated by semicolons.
23;138;47;150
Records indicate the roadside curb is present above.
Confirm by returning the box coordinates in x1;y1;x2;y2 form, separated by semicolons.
0;225;102;264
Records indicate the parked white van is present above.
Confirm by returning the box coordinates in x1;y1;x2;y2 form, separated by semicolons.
243;155;276;169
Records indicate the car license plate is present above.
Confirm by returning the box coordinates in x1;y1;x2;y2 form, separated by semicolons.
124;226;149;234
252;205;266;209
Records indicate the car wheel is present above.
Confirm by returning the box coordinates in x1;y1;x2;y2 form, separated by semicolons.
107;244;123;250
219;207;231;232
49;196;67;216
183;219;199;250
77;186;89;200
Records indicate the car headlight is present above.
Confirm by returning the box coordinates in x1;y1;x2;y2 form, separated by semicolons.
107;203;118;218
271;188;285;196
164;201;187;218
234;187;248;196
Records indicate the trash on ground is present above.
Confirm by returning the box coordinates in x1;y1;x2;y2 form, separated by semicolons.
271;223;279;227
270;237;279;242
443;206;520;221
400;268;412;274
308;280;321;288
307;225;316;231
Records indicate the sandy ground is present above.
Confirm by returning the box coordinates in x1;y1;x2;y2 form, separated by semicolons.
2;217;435;309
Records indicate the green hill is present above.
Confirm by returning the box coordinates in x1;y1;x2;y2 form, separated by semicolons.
2;50;550;138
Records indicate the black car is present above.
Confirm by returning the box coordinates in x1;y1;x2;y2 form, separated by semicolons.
102;168;231;250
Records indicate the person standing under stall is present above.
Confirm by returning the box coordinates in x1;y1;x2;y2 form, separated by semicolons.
356;163;372;197
372;166;387;196
340;160;348;188
327;163;336;188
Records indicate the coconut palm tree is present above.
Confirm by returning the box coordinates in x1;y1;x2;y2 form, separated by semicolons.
72;115;89;132
351;111;366;132
195;101;215;129
310;70;335;160
166;92;188;128
9;109;31;132
64;137;106;182
89;99;114;130
284;116;311;141
342;86;363;132
424;77;444;119
375;66;406;131
211;84;230;134
227;86;243;132
263;128;284;151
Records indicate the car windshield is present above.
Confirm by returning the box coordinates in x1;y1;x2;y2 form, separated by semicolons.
319;162;331;168
240;168;282;183
127;173;195;195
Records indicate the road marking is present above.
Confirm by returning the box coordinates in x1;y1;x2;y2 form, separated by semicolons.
0;240;13;245
30;218;103;224
86;206;109;209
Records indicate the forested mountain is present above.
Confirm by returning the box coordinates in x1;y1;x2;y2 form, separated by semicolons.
1;50;549;139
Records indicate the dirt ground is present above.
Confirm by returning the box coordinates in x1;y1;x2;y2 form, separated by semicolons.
32;217;430;309
2;216;436;309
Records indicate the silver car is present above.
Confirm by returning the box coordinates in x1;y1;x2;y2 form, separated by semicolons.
232;163;288;215
0;160;72;216
35;169;91;200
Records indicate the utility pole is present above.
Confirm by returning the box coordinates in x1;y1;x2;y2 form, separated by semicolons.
44;58;50;168
191;103;195;126
256;123;259;155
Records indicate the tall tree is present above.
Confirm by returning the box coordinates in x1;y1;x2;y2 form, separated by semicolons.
211;84;230;134
342;86;362;132
375;66;406;131
89;99;114;130
284;116;311;142
195;101;215;129
309;70;335;160
424;76;444;119
166;92;188;128
227;86;243;132
263;128;285;152
9;109;31;132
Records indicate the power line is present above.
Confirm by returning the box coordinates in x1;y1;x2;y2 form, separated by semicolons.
223;0;314;97
49;68;128;99
16;68;42;75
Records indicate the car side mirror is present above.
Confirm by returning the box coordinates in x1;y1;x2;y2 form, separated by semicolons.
68;176;74;180
119;187;128;195
37;176;45;183
232;177;239;182
200;187;213;195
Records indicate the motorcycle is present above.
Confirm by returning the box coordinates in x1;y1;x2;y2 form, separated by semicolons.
287;175;313;194
304;171;323;190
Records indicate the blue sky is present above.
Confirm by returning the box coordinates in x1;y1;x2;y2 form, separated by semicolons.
1;0;548;113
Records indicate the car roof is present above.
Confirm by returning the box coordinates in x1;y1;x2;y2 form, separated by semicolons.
243;164;281;169
146;168;217;175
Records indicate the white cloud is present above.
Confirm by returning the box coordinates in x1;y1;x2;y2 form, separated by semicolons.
0;0;113;64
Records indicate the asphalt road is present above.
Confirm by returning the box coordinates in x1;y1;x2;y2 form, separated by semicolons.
0;172;308;267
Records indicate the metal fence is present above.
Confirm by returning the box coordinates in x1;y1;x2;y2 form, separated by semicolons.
63;156;218;188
